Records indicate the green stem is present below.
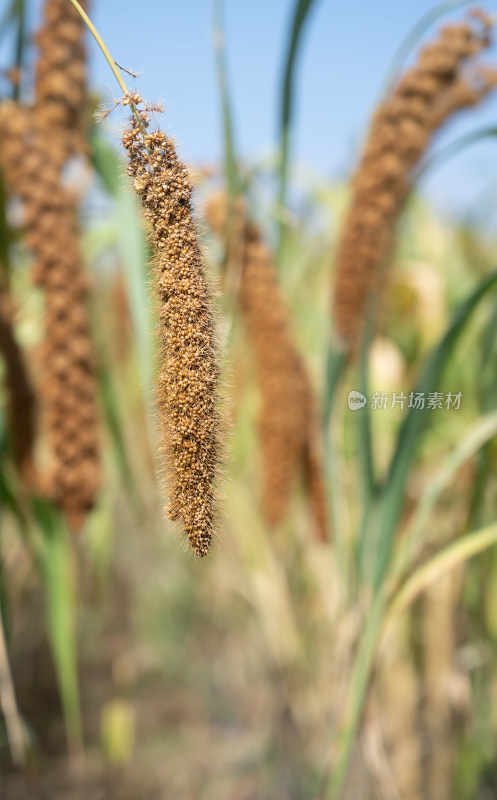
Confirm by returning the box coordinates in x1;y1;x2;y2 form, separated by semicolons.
321;344;349;582
415;127;497;183
322;522;497;798
66;0;144;133
320;591;387;799
212;0;238;201
276;0;318;266
379;0;477;99
384;521;497;641
12;0;25;102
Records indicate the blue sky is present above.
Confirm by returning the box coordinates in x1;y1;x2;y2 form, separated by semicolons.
11;1;497;220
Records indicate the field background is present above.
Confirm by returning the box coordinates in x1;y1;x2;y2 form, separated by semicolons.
2;1;497;799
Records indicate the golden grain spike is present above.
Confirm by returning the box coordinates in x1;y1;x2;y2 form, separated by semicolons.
240;228;309;526
332;10;497;357
123;124;222;557
206;193;329;539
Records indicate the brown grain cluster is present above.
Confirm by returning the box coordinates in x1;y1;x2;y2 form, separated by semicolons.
0;101;100;530
34;0;88;159
123;122;222;557
207;193;328;541
332;10;497;356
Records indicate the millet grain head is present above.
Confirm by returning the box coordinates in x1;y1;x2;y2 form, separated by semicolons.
0;103;100;531
123;123;222;557
332;10;497;357
241;231;310;526
34;0;88;159
426;65;497;131
206;193;329;540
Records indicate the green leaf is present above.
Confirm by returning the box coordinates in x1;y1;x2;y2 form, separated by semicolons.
416;127;497;183
356;300;379;581
323;589;388;799
0;0;22;43
89;300;136;499
0;412;32;543
324;515;497;800
466;299;497;528
12;0;26;102
276;0;320;262
380;0;478;98
33;500;82;756
391;410;497;584
212;0;238;200
95;354;135;495
384;521;497;642
322;339;346;426
321;340;348;577
374;270;497;589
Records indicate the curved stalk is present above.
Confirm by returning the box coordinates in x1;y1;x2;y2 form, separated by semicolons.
65;0;145;134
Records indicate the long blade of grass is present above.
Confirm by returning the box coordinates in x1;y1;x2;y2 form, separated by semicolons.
322;342;346;427
322;341;348;578
95;346;136;496
481;296;497;377
90;300;136;497
357;317;375;504
466;300;497;528
467;445;492;531
212;0;238;200
322;513;497;799
373;270;497;589
383;521;497;645
356;301;379;582
12;0;25;101
0;0;22;43
0;414;32;542
211;0;243;319
416;127;497;183
320;589;388;800
380;0;477;97
276;0;320;263
390;411;497;584
33;500;82;759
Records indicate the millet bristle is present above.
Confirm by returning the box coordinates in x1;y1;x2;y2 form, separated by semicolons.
123;123;222;558
332;10;497;356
